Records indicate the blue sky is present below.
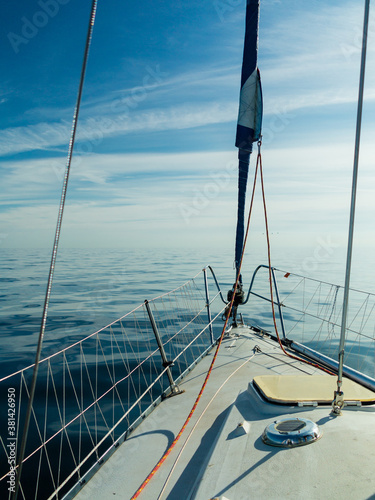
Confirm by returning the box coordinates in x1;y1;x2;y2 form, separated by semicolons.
0;0;374;263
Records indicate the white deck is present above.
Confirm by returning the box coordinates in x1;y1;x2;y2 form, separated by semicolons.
74;325;375;500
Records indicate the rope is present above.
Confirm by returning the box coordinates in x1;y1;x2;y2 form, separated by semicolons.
130;141;262;500
130;307;236;498
157;353;256;499
257;141;335;376
131;142;336;499
12;3;99;499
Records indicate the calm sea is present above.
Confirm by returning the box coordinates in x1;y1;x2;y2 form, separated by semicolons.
0;247;234;379
0;244;374;380
0;245;374;499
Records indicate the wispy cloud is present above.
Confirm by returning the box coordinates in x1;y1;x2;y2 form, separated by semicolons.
261;2;375;110
0;150;238;248
2;2;374;160
1;0;375;252
0;151;237;205
1;138;374;250
0;102;237;157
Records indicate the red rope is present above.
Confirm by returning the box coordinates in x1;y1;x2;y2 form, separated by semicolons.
257;146;334;375
132;146;334;499
131;154;262;499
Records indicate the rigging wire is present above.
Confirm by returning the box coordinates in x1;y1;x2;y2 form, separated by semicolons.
336;0;370;403
256;141;335;376
131;139;338;499
130;128;263;500
12;2;99;499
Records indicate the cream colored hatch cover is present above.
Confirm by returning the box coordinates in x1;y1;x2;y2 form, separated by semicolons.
253;375;375;404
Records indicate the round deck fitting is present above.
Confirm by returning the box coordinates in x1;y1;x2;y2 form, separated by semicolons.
262;417;322;448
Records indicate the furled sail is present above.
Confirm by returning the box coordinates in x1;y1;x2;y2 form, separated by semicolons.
234;0;263;279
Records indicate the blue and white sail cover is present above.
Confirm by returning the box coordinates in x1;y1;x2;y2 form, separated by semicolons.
235;0;262;151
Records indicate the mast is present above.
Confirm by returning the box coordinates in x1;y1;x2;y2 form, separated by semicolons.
234;0;263;282
226;0;263;325
333;0;370;414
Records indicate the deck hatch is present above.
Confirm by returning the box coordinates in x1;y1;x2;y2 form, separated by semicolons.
253;375;375;405
275;419;306;433
262;417;321;448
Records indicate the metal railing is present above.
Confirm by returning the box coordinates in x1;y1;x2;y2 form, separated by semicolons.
4;262;375;500
244;265;375;389
0;267;227;500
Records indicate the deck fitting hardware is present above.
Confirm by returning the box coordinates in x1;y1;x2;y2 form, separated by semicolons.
283;338;293;348
262;417;322;448
169;386;185;397
162;387;185;400
162;360;174;367
332;390;345;415
344;400;362;407
145;299;182;395
234;421;250;436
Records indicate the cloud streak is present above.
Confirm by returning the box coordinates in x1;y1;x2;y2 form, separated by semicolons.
1;0;374;253
0;102;237;157
2;2;374;159
1;136;374;250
